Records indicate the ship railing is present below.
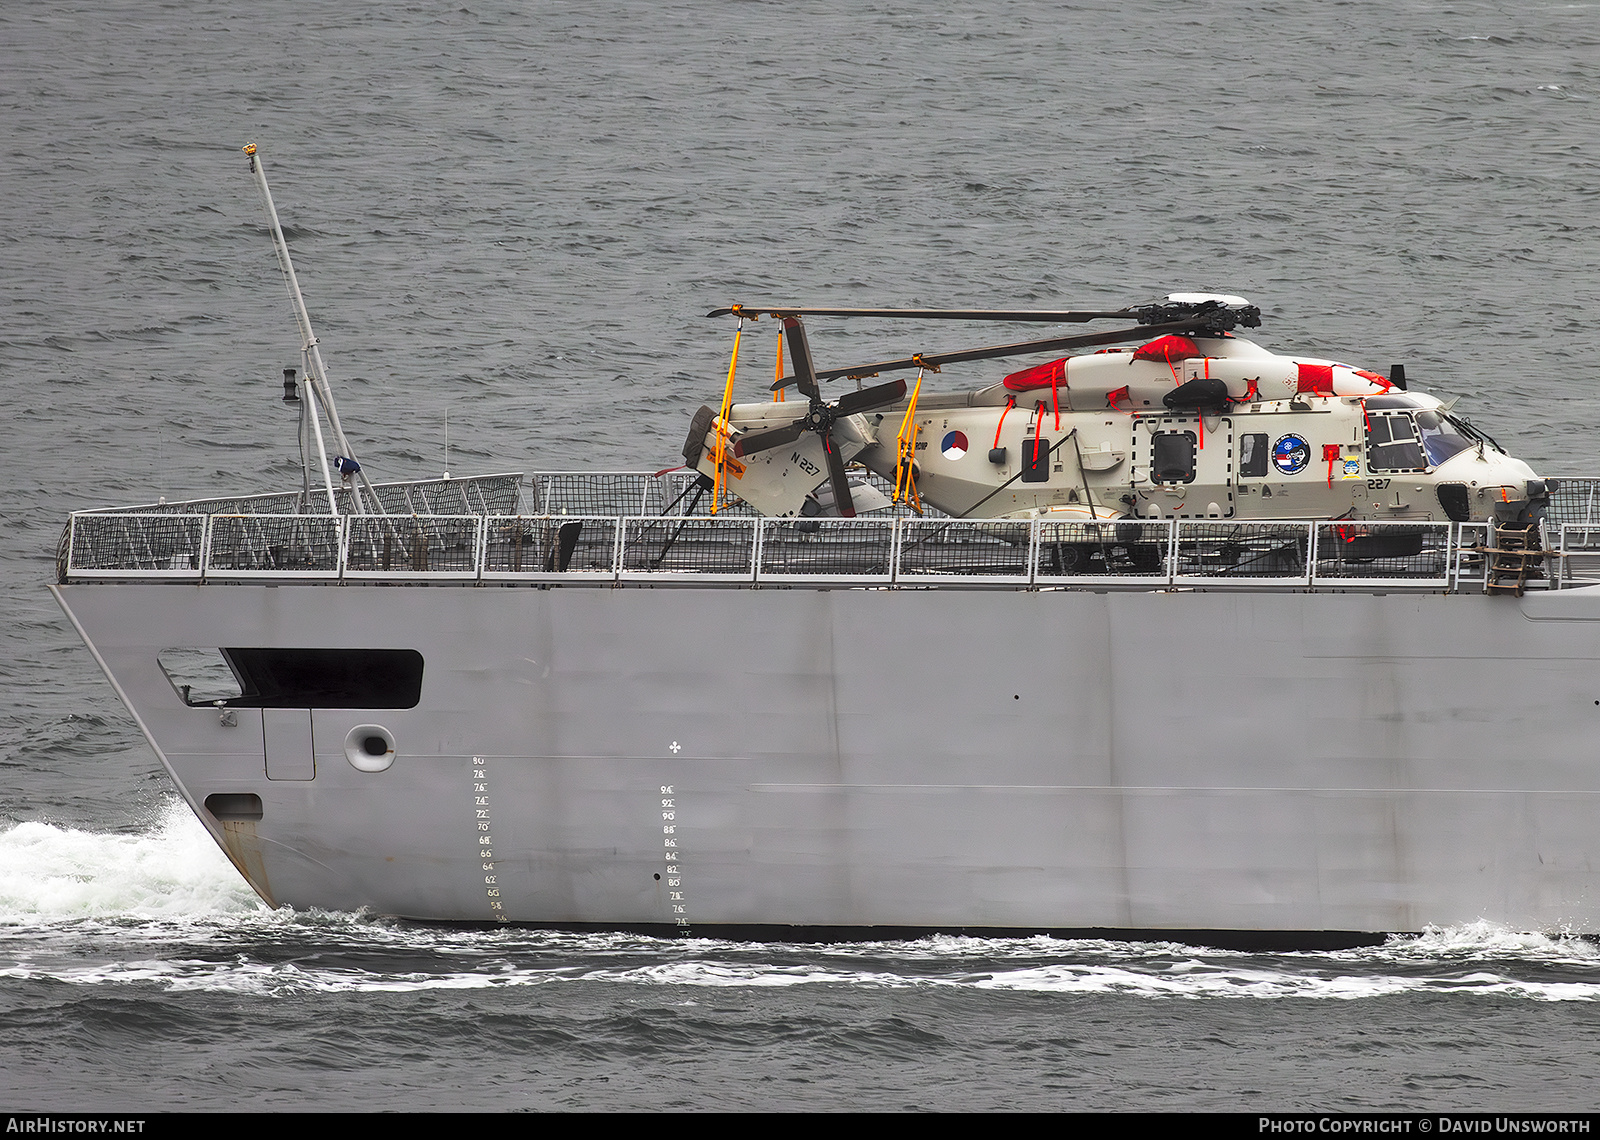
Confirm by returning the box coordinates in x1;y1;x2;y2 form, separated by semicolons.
59;512;1503;591
1035;520;1174;586
761;519;899;583
1308;521;1454;589
528;471;702;519
343;515;483;580
1171;522;1316;588
203;514;343;580
617;517;760;582
1453;522;1494;591
482;515;621;581
63;512;209;580
898;520;1033;585
86;472;526;518
1535;476;1600;590
1031;520;1455;590
1545;477;1600;530
1553;523;1600;590
526;470;949;519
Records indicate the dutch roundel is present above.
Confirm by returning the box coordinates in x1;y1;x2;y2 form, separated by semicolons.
941;430;969;460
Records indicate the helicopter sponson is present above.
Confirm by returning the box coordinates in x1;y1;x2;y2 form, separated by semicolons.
684;296;1550;529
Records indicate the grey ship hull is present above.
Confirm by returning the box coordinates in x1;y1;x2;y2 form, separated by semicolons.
50;581;1600;940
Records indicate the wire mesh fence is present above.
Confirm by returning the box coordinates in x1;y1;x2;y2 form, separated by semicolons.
895;520;1032;581
526;468;946;520
205;514;342;576
1034;520;1171;583
1546;477;1600;530
1311;522;1452;585
618;517;759;579
66;513;207;577
527;473;683;518
376;475;522;516
758;519;896;580
96;472;523;518
344;515;482;577
1172;522;1314;583
60;501;1500;593
482;516;620;579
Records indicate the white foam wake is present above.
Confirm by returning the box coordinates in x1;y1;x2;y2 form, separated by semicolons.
8;939;1599;1000
0;799;256;921
1;921;1596;1000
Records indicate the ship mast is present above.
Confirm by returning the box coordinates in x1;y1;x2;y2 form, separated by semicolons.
243;142;384;516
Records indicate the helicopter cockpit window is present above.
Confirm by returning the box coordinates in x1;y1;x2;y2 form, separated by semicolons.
1151;431;1197;483
1414;410;1473;467
1366;413;1426;472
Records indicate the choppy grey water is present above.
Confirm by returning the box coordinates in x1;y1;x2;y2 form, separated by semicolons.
4;0;1600;1112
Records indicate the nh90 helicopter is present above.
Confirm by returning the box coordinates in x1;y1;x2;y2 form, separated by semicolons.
682;295;1551;547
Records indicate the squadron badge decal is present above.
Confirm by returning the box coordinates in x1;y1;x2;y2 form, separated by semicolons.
1272;434;1311;475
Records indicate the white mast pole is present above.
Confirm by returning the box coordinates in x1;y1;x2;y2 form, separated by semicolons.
301;362;340;515
243;142;384;515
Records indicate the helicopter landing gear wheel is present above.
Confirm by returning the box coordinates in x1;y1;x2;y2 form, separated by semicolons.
1046;543;1101;574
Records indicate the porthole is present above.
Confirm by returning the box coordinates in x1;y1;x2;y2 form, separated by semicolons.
344;724;396;773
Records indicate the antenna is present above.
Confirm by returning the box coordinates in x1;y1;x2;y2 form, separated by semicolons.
443;406;451;480
242;142;385;516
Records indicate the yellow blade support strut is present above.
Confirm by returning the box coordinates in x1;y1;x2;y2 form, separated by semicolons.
893;369;924;506
711;321;743;514
773;328;785;403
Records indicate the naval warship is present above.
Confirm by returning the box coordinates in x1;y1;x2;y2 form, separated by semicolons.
48;145;1600;946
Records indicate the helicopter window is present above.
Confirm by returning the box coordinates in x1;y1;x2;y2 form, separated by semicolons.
1239;433;1269;478
1366;414;1425;472
1151;432;1197;483
1414;410;1474;466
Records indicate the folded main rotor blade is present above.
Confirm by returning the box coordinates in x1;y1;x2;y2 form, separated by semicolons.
732;419;806;458
708;305;1138;322
782;316;822;401
822;431;855;518
833;377;908;416
770;318;1209;391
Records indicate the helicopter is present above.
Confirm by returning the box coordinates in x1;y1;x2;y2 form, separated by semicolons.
681;294;1552;543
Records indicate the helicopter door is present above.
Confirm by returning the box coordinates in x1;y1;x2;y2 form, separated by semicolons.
1137;415;1234;518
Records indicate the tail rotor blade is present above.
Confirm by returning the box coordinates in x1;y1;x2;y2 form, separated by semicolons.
823;432;856;518
782;316;822;401
834;377;908;416
732;419;805;458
